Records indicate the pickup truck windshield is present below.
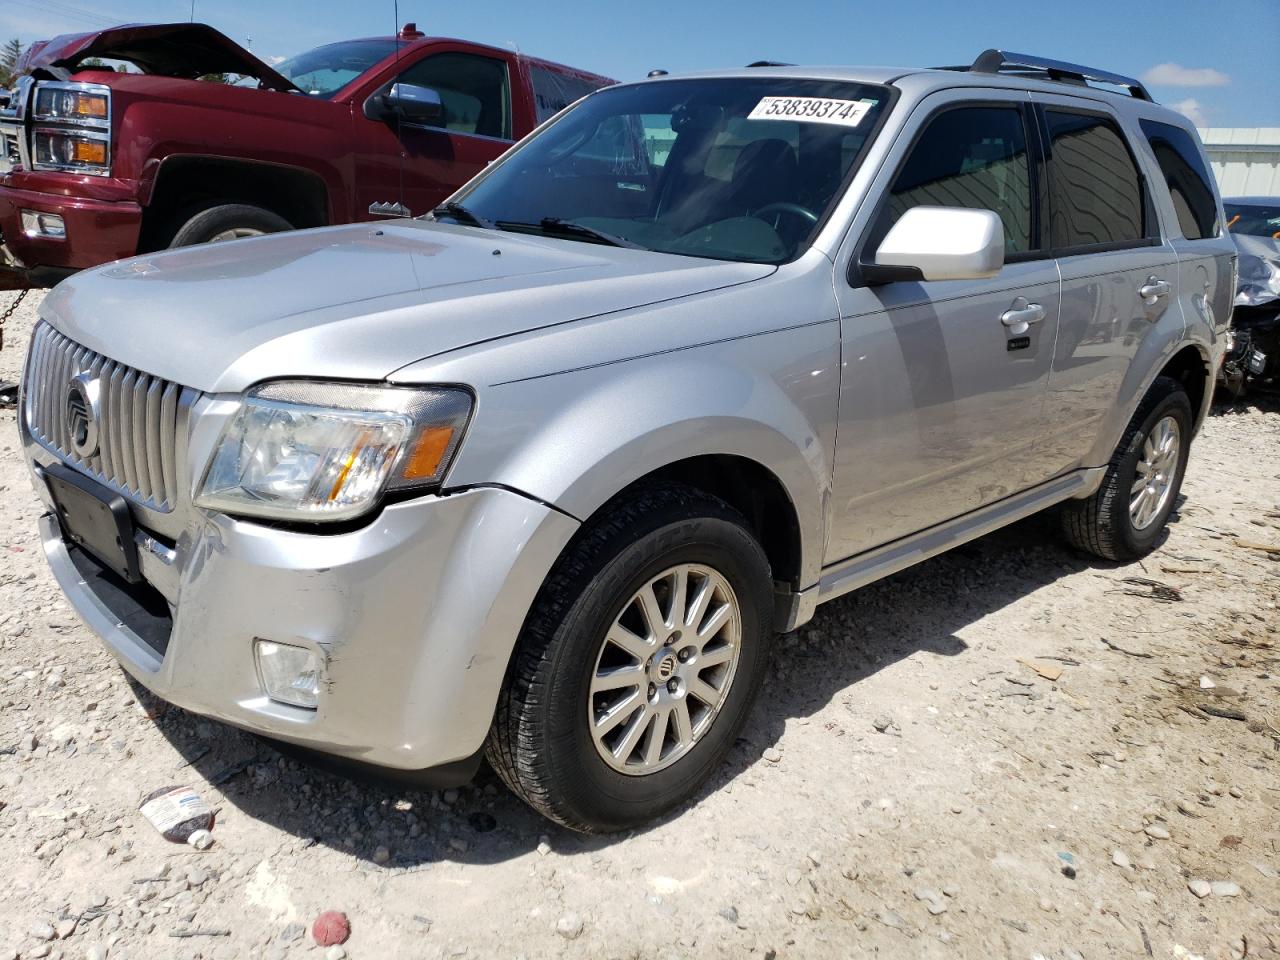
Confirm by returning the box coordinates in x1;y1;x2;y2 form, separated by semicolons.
275;39;403;98
450;77;891;264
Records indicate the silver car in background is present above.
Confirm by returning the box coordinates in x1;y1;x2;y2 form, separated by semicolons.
20;51;1232;832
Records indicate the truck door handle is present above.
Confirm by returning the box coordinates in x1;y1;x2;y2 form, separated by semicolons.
1000;300;1045;335
1139;277;1171;304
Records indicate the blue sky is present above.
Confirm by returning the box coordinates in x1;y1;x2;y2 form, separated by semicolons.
3;0;1277;127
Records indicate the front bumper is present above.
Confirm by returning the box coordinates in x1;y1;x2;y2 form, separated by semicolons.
0;180;141;280
30;476;579;772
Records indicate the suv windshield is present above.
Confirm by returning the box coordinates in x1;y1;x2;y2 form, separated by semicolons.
448;77;892;264
1226;202;1280;240
276;39;402;98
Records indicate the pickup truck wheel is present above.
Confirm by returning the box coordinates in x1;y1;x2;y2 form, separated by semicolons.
1060;376;1193;561
167;204;292;247
486;483;774;833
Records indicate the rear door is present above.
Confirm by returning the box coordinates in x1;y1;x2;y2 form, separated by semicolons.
355;46;517;219
827;93;1063;561
1029;94;1182;476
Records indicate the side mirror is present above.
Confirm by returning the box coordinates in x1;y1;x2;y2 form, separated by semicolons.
863;206;1005;284
370;82;444;126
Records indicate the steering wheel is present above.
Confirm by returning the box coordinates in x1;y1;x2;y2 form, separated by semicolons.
751;202;819;224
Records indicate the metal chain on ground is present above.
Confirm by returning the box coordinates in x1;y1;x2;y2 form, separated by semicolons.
0;288;29;352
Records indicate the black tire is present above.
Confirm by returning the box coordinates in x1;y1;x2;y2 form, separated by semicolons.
1060;376;1193;561
486;482;774;833
167;203;292;248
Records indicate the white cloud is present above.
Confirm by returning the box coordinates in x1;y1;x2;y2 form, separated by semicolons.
1171;98;1208;127
1141;63;1230;88
267;55;286;65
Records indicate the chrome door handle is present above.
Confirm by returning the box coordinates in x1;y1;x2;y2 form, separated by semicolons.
1000;301;1045;335
1139;277;1171;304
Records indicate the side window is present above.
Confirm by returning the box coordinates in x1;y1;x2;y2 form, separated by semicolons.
876;106;1034;255
1140;119;1219;240
530;66;600;124
1044;110;1148;249
398;53;511;139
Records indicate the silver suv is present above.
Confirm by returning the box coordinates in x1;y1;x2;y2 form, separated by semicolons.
20;51;1232;832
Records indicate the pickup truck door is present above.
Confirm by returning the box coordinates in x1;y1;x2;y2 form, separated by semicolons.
827;93;1063;562
1026;94;1183;478
353;46;518;220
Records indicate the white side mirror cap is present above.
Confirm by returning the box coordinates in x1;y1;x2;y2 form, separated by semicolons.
871;206;1005;282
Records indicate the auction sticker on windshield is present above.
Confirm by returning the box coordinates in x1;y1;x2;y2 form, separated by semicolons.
748;96;873;127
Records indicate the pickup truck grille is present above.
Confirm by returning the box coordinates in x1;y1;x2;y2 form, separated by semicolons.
25;322;195;512
0;126;19;175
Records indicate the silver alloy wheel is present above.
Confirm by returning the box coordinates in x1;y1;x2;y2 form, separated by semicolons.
1130;415;1181;531
208;227;266;243
587;563;742;775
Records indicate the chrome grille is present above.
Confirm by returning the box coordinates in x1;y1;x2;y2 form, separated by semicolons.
25;322;195;512
0;126;19;175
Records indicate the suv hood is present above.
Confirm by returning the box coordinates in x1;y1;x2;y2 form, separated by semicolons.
39;220;774;394
21;23;302;93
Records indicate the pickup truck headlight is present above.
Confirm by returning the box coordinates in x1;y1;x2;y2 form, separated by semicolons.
32;129;110;174
195;382;472;522
29;82;112;176
34;85;109;123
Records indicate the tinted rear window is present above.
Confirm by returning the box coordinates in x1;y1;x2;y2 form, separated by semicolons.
1045;110;1148;249
1140;120;1218;240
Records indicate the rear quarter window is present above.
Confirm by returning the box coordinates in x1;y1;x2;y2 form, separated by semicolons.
1140;119;1219;240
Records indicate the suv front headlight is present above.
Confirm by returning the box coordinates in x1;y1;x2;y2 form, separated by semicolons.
195;382;472;522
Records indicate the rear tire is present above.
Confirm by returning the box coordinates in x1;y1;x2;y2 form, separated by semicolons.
167;203;292;247
486;483;774;833
1060;376;1192;561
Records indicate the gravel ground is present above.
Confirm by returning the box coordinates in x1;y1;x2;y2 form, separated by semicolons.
1;288;1278;960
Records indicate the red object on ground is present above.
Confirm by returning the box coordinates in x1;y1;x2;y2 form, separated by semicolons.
312;911;351;946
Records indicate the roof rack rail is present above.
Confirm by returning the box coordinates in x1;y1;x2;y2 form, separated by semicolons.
746;60;794;68
962;49;1154;102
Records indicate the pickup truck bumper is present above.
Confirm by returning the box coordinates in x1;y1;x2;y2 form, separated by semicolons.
0;182;141;284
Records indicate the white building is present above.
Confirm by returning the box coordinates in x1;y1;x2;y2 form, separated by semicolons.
1197;127;1280;197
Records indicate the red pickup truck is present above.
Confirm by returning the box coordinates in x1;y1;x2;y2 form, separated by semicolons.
0;22;613;286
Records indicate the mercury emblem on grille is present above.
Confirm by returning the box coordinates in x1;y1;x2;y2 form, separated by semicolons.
65;372;102;459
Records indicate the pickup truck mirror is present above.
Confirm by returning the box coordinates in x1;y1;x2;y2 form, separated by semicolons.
374;83;445;127
863;206;1005;284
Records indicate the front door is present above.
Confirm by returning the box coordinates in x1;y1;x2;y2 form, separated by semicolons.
355;48;516;220
828;98;1062;562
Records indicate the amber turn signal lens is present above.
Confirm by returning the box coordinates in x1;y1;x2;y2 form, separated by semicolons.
74;93;108;119
72;141;107;165
401;425;455;481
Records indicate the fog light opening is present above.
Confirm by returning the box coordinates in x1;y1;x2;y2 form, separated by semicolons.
254;639;322;710
20;210;66;240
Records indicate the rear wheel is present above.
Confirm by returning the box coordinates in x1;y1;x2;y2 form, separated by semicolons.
1060;376;1193;561
167;203;292;247
486;483;774;833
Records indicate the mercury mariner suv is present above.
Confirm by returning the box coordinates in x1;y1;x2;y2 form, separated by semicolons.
20;51;1232;832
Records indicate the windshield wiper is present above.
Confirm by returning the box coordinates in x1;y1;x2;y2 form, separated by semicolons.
432;201;495;230
497;217;642;249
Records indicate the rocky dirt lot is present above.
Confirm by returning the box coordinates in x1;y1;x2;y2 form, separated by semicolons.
0;289;1277;960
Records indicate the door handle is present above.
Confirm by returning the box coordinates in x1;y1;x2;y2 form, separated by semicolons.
1000;300;1045;335
1139;277;1171;304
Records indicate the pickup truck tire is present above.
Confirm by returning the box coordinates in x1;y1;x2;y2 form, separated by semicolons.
167;203;293;247
487;483;774;833
1060;376;1193;561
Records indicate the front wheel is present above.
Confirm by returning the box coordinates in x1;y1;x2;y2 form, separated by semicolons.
486;483;774;833
1060;376;1193;561
167;203;292;247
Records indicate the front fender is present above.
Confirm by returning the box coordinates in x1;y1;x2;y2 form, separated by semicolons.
445;323;841;590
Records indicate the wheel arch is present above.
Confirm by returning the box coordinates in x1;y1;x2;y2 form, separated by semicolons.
139;155;332;250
